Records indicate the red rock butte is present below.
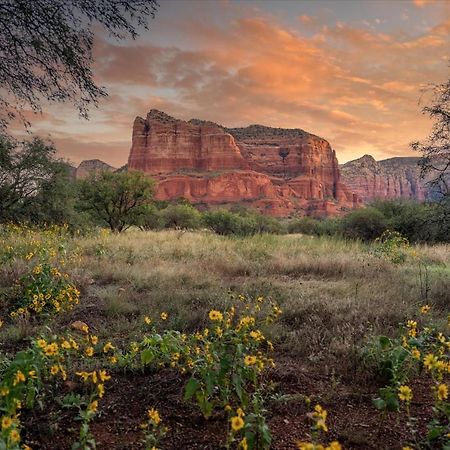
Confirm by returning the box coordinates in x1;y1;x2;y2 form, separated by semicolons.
127;109;360;216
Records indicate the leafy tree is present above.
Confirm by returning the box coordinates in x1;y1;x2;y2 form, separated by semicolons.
0;0;159;132
411;75;450;197
0;135;71;222
24;162;87;228
78;171;155;232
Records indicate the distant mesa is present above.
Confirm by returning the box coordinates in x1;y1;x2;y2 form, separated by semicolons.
75;159;117;180
74;109;431;217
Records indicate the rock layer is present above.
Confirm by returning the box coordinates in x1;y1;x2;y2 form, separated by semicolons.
127;109;359;216
128;110;248;173
340;155;428;203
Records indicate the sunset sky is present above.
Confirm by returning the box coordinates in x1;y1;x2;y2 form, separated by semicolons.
15;0;450;167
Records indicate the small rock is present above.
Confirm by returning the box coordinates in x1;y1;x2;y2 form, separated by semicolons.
70;320;89;332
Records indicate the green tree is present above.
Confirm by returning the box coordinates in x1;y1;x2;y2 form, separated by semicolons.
0;135;72;223
78;171;155;232
0;0;159;132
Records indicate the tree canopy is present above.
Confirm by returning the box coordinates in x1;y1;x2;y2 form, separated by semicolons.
78;171;155;232
0;136;73;223
412;74;450;197
0;0;159;132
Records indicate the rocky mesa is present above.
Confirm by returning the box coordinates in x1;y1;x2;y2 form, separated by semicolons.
127;109;358;216
340;155;429;203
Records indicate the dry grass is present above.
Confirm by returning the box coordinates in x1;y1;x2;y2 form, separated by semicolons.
1;229;449;376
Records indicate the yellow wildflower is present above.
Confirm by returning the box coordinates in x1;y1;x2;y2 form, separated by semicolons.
398;385;413;402
1;416;12;430
297;443;315;450
437;383;448;401
313;404;327;421
147;408;161;425
144;316;152;325
13;370;26;386
316;419;328;432
9;429;20;443
230;416;245;431
326;443;342;450
420;304;431;314
50;365;59;376
103;342;114;353
85;347;94;357
208;310;223;321
88;400;98;413
44;342;59;356
424;353;438;370
411;348;421;360
61;340;71;350
239;437;248;450
160;312;168;321
244;355;257;366
99;370;111;382
97;384;105;398
0;387;9;396
90;335;98;345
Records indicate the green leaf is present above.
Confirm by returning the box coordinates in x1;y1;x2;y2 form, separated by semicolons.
379;336;391;349
232;373;243;401
184;377;200;401
372;397;386;410
140;348;154;365
427;426;443;441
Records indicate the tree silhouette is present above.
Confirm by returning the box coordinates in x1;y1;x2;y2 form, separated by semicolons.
411;74;450;197
278;148;290;178
0;0;159;133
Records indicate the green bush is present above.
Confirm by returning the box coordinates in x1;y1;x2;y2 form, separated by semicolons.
203;209;247;236
287;217;322;235
161;204;202;230
139;204;165;231
341;207;388;242
370;198;450;243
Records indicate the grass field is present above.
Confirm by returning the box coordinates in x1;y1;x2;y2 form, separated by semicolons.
0;227;449;449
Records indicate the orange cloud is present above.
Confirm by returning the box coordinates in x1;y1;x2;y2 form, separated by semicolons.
13;3;450;166
412;0;437;7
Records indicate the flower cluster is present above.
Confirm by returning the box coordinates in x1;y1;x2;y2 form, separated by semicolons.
10;263;80;318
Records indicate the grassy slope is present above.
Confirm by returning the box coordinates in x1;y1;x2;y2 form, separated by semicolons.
1;230;449;448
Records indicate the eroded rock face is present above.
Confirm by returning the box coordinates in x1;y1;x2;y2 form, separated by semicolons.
75;159;116;180
128;110;248;173
340;155;428;202
128;110;359;216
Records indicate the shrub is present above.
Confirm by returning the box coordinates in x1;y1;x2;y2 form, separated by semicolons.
203;209;246;235
341;207;388;241
287;217;322;235
139;204;165;231
161;204;202;230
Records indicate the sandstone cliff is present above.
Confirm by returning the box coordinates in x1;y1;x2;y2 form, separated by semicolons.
127;110;358;216
128;110;248;174
340;155;428;202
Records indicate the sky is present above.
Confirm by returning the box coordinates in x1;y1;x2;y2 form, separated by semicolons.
13;0;450;166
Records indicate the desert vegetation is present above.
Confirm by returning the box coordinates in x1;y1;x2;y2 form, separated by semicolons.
0;222;448;449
